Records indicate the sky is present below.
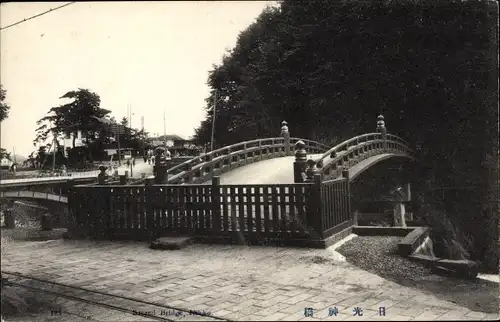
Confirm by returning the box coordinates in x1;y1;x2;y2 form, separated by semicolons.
0;1;275;157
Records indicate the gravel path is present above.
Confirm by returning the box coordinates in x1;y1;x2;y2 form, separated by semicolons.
337;236;432;280
336;235;499;313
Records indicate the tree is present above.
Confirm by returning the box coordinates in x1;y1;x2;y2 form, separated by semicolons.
34;89;111;149
26;152;36;168
194;0;498;271
35;146;48;168
0;85;10;122
115;117;149;155
0;148;11;160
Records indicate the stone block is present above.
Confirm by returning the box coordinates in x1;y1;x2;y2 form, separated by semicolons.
397;227;430;257
408;254;439;267
149;236;194;250
432;259;478;279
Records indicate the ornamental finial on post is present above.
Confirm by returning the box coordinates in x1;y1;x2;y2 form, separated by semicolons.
305;159;319;182
281;120;291;155
294;140;307;162
376;114;386;133
281;120;289;134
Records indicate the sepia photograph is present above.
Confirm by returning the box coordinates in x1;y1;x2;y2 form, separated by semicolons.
0;1;498;321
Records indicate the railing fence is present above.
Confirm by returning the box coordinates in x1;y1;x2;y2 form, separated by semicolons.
69;178;352;243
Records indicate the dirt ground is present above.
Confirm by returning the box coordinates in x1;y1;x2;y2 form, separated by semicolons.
337;236;499;314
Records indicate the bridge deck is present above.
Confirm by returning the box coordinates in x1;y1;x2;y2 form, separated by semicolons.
201;154;327;185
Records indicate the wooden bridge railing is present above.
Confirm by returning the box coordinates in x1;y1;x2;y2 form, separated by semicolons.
310;115;415;181
68;174;351;244
164;121;328;184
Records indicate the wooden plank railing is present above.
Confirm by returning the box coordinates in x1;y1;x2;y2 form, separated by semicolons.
313;132;415;181
320;178;352;238
68;177;354;243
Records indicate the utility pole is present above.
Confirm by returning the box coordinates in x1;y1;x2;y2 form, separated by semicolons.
163;110;167;148
52;134;56;173
141;116;145;157
12;146;16;164
113;120;122;167
210;89;217;152
128;104;134;158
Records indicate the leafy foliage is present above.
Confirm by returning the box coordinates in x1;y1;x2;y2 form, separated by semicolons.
0;148;11;161
0;85;10;122
195;0;498;271
34;89;111;149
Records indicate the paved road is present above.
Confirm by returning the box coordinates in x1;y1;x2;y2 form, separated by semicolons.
124;160;154;178
0;171;100;185
0;161;155;185
1;237;496;321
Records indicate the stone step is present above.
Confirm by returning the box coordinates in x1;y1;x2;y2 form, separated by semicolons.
149;236;194;250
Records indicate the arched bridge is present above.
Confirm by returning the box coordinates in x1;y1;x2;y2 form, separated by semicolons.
148;115;415;185
1;115;415;215
0;190;68;203
312;135;415;182
0;177;96;204
64;115;418;246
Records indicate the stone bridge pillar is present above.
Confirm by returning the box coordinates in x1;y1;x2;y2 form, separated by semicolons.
391;183;411;227
393;203;407;227
281;121;291;156
153;148;169;184
97;165;108;185
305;160;320;182
3;200;15;229
293;141;308;183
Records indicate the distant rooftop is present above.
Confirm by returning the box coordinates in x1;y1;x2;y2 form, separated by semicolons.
102;143;133;150
149;134;188;141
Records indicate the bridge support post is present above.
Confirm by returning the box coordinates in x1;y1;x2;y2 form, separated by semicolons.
293;141;308;183
212;176;221;234
119;175;127;185
281;121;291;156
306;174;323;239
41;213;52;231
98;166;107;185
404;183;411;201
153;149;168;184
342;169;352;222
376;115;387;150
65;179;75;232
145;177;155;240
353;210;359;226
392;203;407;227
4;206;15;229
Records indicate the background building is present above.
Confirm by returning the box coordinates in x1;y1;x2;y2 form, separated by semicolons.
146;134;200;156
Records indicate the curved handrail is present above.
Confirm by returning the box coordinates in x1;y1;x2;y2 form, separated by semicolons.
313;133;415;180
166;137;328;184
316;132;411;165
166;137;285;176
316;133;380;165
290;137;330;150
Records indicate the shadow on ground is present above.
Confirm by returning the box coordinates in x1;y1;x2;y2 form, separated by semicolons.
1;285;59;317
336;236;499;313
